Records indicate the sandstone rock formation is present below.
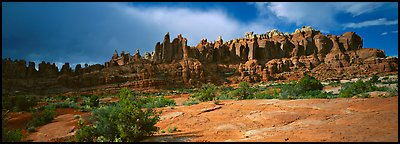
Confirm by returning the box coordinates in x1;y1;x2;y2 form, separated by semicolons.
2;26;398;95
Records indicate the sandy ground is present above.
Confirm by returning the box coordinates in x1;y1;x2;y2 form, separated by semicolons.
144;96;398;142
7;95;397;142
5;108;89;142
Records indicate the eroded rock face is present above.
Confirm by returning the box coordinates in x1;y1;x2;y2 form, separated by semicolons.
39;61;59;78
2;26;398;94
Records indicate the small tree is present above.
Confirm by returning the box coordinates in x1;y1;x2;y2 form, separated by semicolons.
75;88;160;142
191;83;217;102
231;82;256;100
297;74;323;92
369;75;380;84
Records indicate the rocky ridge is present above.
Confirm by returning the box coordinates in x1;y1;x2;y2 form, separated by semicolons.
2;26;398;95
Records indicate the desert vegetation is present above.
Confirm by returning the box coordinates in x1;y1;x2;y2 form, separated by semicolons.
73;88;166;142
183;74;397;105
1;74;397;142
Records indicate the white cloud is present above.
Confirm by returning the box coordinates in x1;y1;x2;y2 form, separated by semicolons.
3;2;275;65
381;32;388;35
343;18;398;29
113;3;273;47
251;2;393;32
4;2;397;65
335;2;386;17
269;2;341;32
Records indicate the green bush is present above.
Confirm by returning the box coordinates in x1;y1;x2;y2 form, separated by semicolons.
328;81;341;87
89;95;99;108
79;105;93;112
78;118;85;126
2;95;39;112
213;99;221;105
2;128;23;142
278;84;301;99
74;88;160;142
254;92;274;99
230;82;256;100
298;90;329;99
183;99;200;106
2;96;14;110
27;126;36;132
55;95;67;100
191;83;218;102
50;101;79;109
142;96;176;109
277;75;328;99
27;105;56;128
78;94;100;111
66;96;79;103
370;75;380;84
167;126;177;133
217;86;235;100
74;125;97;142
339;79;380;98
380;79;398;84
297;74;323;92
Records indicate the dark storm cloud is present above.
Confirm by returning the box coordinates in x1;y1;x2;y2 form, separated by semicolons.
2;2;161;65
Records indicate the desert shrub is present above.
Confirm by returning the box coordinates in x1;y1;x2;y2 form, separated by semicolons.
55;95;67;100
79;105;93;112
298;90;329;99
3;95;39;112
273;89;279;98
88;95;99;107
213;99;221;105
78;95;100;111
142;96;176;109
230;82;257;100
2;128;23;142
78;118;85;126
80;94;99;107
167;126;177;133
370;75;380;84
74;125;97;142
27;126;36;132
2;96;14;110
173;88;195;94
297;74;323;92
380;79;398;84
74;115;81;119
278;75;329;99
339;79;380;98
2;111;23;142
95;136;123;142
74;88;160;142
254;92;274;99
50;101;79;109
217;86;235;100
357;93;370;98
328;81;341;87
66;96;79;103
27;105;56;128
217;94;234;100
183;98;200;106
278;83;302;99
387;85;398;97
191;83;218;102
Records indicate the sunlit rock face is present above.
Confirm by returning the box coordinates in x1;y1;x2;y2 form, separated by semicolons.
2;27;398;94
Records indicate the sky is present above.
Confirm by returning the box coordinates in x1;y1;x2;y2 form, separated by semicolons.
2;2;398;69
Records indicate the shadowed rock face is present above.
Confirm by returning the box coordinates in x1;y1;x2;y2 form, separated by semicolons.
2;27;398;95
